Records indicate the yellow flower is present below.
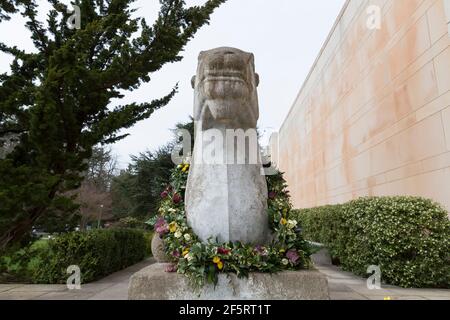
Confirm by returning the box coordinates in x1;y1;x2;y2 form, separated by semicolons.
182;164;190;172
280;218;287;225
182;248;190;257
213;256;224;270
279;248;286;253
169;222;178;233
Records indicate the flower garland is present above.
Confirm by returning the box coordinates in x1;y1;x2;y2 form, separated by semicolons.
151;162;312;289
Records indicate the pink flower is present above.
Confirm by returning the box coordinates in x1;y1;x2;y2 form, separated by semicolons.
160;191;169;199
165;264;177;273
155;225;169;235
268;191;277;200
154;217;169;235
286;250;300;265
172;193;182;204
172;250;181;258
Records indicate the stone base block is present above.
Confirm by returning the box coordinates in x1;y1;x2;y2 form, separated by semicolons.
128;263;329;300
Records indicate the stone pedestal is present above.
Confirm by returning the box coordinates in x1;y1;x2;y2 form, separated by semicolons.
128;263;330;300
151;234;170;263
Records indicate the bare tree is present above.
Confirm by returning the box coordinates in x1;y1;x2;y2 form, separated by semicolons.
76;182;112;230
75;147;117;229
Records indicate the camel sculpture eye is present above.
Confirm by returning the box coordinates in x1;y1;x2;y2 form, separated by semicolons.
191;76;196;89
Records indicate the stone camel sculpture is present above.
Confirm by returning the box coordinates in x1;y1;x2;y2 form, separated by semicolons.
185;47;270;245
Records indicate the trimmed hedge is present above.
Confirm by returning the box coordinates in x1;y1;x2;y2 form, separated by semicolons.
1;228;150;284
294;196;450;288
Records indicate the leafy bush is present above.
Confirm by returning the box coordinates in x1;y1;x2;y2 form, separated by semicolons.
294;196;450;288
0;239;50;283
1;229;148;284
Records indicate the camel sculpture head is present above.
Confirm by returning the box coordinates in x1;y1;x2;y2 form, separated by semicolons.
191;47;260;130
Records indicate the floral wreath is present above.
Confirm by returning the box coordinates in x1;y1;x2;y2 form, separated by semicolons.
149;162;311;288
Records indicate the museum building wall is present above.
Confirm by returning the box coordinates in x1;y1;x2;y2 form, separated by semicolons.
272;0;450;212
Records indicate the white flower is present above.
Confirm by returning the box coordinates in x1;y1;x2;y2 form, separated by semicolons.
287;220;298;229
174;231;182;238
184;233;191;241
186;253;194;262
168;208;177;213
281;258;289;266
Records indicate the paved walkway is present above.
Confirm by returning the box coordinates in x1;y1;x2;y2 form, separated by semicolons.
312;249;450;300
0;253;449;300
0;258;155;300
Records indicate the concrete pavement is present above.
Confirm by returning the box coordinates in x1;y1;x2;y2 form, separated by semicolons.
0;258;155;300
312;249;450;300
0;252;449;300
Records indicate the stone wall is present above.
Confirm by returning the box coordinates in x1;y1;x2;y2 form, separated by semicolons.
272;0;450;212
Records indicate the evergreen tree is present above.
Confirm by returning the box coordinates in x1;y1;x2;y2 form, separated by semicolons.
0;0;226;250
111;117;194;219
0;0;20;21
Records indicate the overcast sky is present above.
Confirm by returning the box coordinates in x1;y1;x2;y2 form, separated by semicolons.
0;0;346;168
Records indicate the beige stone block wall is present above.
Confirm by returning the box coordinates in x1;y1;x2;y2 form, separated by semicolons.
273;0;450;212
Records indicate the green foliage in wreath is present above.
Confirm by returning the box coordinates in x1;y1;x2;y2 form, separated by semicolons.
152;163;311;289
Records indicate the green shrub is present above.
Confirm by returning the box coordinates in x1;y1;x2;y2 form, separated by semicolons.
295;204;344;256
1;228;147;284
0;248;30;282
294;196;450;288
0;239;50;283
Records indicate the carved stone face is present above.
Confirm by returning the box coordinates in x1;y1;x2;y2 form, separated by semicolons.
192;47;260;129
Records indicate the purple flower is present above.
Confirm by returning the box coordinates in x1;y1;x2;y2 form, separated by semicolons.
254;245;268;256
160;191;169;199
154;217;169;235
155;225;169;235
172;250;181;258
164;264;177;273
268;191;277;200
172;193;182;204
154;216;165;228
286;250;300;265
